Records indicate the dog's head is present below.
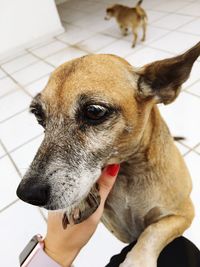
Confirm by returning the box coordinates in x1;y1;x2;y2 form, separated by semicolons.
105;5;118;20
17;42;200;213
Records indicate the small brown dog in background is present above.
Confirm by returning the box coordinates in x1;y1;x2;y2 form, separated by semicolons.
105;0;147;48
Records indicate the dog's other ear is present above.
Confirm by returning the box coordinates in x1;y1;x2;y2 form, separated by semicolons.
137;41;200;104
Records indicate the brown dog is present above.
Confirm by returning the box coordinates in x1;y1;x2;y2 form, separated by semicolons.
105;0;147;47
17;41;200;267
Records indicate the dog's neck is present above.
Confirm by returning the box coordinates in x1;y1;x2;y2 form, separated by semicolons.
120;105;174;183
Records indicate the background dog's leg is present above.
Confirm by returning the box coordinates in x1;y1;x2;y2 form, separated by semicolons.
120;202;194;267
120;24;128;36
141;22;146;42
131;29;138;48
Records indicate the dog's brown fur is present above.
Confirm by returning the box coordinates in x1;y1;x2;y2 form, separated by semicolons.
17;42;200;267
105;0;147;47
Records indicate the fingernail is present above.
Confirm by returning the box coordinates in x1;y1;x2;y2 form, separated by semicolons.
105;164;120;177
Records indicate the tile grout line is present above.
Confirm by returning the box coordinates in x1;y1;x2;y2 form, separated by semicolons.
0;72;52;101
0;66;36;98
55;28;124;48
1;61;55;98
144;19;200;54
63;14;127;37
184;78;200;98
151;16;197;33
183;148;200;157
0;140;23;178
145;1;199;17
0;133;43;160
2;57;53;78
23;72;52;89
0;139;47;222
177;140;200;157
38;208;47;223
0;140;47;221
26;39;58;54
1;58;39;77
183;149;193;157
47;36;102;57
0;68;7;80
74;36;123;54
177;140;191;150
0;51;27;67
0;108;29;124
184;90;200;99
0;138;7;159
26;49;57;69
184;77;200;89
29;41;91;67
147;9;193;24
0;36;59;66
0;199;19;213
57;24;147;57
0;87;20;100
191;142;200;155
27;44;89;69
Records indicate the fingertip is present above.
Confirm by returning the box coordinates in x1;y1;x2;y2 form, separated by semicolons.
98;164;120;196
104;164;120;177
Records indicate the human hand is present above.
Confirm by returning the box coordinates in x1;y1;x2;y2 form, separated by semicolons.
44;164;120;267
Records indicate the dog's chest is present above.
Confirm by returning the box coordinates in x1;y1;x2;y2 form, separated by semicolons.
102;174;149;243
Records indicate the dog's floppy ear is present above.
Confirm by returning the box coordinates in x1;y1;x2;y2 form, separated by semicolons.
137;41;200;104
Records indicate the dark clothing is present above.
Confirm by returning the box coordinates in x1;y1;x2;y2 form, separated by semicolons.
105;236;200;267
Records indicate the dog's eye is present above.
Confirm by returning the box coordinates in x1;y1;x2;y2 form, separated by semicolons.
83;105;108;122
30;107;45;127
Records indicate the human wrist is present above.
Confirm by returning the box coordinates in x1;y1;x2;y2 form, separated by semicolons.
44;237;79;267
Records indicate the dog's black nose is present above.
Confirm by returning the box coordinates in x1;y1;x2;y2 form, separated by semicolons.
16;183;50;206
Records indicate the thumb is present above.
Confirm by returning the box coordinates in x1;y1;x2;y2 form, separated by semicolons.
98;164;120;205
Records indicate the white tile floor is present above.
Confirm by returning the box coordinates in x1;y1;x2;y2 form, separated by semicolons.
0;0;200;266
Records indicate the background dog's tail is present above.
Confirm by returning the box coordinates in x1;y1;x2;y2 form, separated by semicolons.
135;0;147;22
136;0;143;6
